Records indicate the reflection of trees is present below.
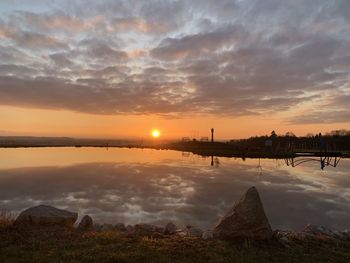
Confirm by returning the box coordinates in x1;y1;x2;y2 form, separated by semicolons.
181;152;191;157
284;156;341;170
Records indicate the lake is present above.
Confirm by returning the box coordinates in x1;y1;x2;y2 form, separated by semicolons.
0;147;349;231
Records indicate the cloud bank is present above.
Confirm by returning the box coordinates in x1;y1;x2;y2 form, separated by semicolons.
0;0;349;123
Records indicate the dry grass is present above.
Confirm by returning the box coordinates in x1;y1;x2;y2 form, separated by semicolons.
0;211;16;229
0;226;350;263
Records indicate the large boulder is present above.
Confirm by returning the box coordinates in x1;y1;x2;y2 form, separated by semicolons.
14;205;78;227
213;187;272;240
77;215;93;231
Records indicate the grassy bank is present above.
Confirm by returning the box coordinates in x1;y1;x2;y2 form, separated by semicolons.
1;226;350;263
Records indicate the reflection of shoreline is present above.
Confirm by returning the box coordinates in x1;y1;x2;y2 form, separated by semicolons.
1;143;349;160
285;156;342;170
1;137;349;159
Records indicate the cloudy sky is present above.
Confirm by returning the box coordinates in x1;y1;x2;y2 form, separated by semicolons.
0;0;349;139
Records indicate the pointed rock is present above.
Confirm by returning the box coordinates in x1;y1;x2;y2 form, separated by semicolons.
14;205;77;227
213;187;272;240
77;215;93;231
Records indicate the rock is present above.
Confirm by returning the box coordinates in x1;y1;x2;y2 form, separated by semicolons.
14;205;77;227
126;225;134;233
185;225;203;237
302;224;349;240
273;230;288;239
213;187;273;240
101;224;114;231
115;223;126;232
93;223;102;231
164;222;177;235
303;224;333;236
175;229;187;237
202;230;213;240
77;215;93;231
342;229;350;240
133;223;164;236
333;230;348;240
279;236;291;248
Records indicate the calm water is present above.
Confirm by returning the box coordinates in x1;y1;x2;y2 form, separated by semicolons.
0;147;349;230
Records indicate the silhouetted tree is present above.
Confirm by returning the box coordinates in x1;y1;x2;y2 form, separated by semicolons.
270;130;277;139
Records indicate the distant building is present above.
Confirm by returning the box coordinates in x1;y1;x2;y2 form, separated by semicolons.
200;136;209;142
182;137;191;142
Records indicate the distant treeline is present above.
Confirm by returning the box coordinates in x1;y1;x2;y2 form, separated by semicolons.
0;136;133;147
229;130;350;152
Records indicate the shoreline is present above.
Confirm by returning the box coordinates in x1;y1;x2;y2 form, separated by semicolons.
1;143;349;159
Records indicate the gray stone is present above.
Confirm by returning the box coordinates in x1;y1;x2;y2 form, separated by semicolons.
279;236;291;248
175;229;187;237
342;229;350;240
164;222;177;235
101;224;114;231
303;224;336;238
93;223;102;231
202;230;213;240
126;225;134;233
77;215;93;231
213;187;273;240
115;223;126;231
302;224;350;240
14;205;77;227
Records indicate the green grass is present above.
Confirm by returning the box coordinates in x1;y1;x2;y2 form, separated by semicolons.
0;226;350;263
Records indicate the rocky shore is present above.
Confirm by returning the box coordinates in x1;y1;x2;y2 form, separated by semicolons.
1;186;350;262
10;187;350;243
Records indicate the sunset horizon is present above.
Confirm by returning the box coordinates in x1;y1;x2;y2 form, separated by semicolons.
1;1;350;262
0;1;349;140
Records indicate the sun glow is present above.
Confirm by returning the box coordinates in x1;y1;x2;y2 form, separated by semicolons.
151;129;160;138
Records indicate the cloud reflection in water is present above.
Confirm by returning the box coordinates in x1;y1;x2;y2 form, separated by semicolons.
0;153;349;230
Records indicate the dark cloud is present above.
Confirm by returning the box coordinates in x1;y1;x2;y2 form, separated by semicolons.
0;0;349;123
289;94;350;124
76;38;127;63
49;53;74;67
10;11;90;33
151;25;247;60
289;110;350;124
2;29;68;49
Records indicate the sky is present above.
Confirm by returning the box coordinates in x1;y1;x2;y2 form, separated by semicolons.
0;0;349;139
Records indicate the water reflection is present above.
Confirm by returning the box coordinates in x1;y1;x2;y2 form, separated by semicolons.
285;156;342;170
0;148;349;231
210;156;220;168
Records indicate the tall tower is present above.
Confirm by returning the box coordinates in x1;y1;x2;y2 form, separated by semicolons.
211;128;214;142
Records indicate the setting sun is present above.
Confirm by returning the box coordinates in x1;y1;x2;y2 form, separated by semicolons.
151;129;160;138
